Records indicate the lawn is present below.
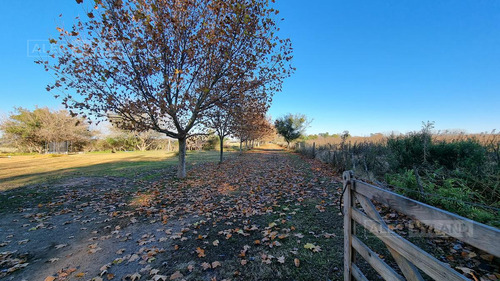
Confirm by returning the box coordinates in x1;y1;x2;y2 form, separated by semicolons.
0;150;229;191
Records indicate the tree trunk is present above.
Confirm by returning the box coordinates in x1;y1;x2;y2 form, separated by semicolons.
239;140;243;154
219;135;224;163
177;137;187;178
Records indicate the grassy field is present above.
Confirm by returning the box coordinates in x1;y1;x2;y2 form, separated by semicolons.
0;150;230;191
1;145;497;280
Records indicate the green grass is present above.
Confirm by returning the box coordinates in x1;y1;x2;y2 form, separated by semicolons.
0;150;234;213
0;150;233;191
153;198;345;281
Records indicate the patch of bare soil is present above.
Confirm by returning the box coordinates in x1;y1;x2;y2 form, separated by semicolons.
1;146;346;280
0;176;195;280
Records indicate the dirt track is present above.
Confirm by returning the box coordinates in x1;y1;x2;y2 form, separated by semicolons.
1;145;346;280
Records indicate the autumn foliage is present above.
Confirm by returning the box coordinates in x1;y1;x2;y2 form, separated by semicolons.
38;0;293;177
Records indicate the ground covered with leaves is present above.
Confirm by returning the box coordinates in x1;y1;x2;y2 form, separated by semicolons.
1;145;498;280
1;145;345;280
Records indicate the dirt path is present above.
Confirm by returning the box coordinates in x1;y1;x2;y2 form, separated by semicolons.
1;145;346;280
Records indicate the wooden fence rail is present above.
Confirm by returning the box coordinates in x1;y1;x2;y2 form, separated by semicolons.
342;170;500;281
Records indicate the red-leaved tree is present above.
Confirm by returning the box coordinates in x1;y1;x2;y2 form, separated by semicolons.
38;0;293;177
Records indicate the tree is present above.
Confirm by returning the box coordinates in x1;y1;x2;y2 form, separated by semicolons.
207;85;270;161
134;130;164;151
274;113;310;147
249;115;275;144
230;93;270;153
39;0;293;178
104;124;163;151
207;106;233;162
0;107;92;153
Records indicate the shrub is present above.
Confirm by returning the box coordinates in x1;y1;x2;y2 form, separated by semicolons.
386;132;430;170
296;129;500;227
429;139;486;172
203;135;219;150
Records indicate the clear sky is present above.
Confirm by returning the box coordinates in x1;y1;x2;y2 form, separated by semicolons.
1;0;499;136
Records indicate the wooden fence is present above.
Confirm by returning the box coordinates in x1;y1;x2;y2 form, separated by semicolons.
342;170;500;281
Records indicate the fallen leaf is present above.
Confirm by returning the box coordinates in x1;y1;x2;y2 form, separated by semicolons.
304;243;316;249
153;275;167;281
277;256;285;263
202;262;211;270
323;233;336;238
304;242;321;252
130;273;141;281
44;277;56;281
212;240;219;246
294;258;300;267
67;268;77;274
196;247;206;258
480;254;494;262
212;261;221;268
129;254;140;262
169;271;183;280
100;264;110;272
313;245;322;252
456;267;474;275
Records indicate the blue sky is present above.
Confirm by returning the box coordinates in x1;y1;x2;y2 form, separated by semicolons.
0;0;499;136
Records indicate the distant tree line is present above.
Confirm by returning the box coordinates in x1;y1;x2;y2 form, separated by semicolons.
0;107;277;155
0;107;177;153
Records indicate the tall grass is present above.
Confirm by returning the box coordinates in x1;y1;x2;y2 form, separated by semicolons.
295;130;500;227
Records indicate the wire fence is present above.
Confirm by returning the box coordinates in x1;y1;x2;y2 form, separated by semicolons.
294;140;500;226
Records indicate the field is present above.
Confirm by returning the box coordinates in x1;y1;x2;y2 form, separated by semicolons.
0;145;498;280
0;150;226;191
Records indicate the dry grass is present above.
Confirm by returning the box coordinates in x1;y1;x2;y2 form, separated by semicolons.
0;151;175;191
303;132;499;147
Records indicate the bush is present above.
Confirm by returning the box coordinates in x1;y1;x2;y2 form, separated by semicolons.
296;130;500;227
203;135;219;150
386;132;430;170
429;139;486;173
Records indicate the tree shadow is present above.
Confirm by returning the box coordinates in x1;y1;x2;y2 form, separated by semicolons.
0;150;229;193
251;147;284;152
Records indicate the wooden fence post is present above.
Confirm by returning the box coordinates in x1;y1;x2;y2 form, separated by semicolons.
312;142;316;158
343;171;354;281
